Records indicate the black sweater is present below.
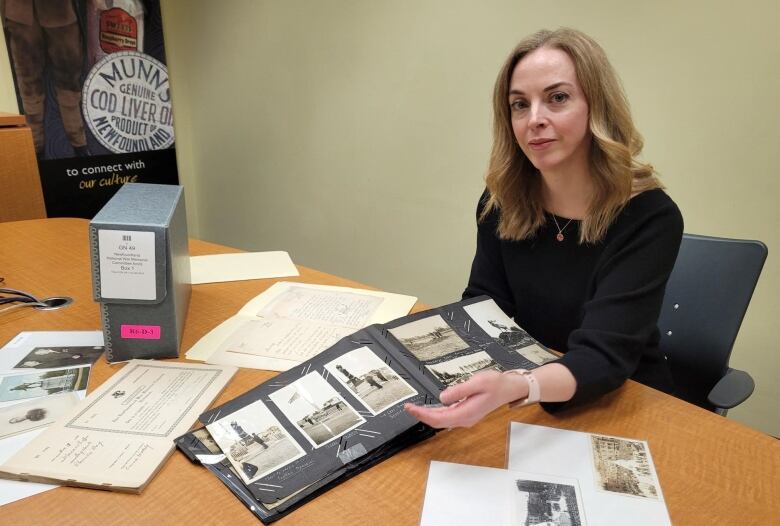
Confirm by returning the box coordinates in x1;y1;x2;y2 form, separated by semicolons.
463;189;683;411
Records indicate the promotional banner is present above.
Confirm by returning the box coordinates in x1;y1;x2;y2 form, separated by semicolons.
1;0;178;218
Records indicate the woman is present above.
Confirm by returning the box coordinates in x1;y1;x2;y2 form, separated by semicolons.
405;28;682;428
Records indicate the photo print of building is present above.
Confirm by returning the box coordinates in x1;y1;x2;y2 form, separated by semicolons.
514;478;585;526
425;351;503;387
269;372;365;448
324;346;417;415
591;435;660;499
388;315;469;362
206;399;305;485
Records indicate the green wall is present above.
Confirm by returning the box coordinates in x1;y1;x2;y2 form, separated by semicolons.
2;1;778;436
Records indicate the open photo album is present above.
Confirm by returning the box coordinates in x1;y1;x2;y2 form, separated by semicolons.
176;295;559;523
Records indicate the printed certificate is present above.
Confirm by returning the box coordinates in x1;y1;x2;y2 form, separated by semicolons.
0;360;236;492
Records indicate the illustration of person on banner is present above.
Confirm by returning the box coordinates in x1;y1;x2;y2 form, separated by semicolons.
1;0;89;158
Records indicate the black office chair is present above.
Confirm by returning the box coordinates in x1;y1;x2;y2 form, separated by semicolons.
657;233;767;415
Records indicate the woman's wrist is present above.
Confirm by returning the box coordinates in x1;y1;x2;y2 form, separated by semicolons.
502;369;540;407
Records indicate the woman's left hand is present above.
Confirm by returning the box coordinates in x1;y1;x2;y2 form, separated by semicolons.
404;370;527;428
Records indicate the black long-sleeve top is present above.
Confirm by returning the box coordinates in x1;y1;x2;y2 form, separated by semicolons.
463;189;683;411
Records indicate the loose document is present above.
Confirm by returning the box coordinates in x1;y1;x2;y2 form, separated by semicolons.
186;282;417;371
189;251;299;284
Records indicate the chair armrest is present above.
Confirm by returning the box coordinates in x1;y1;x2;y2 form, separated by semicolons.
707;368;755;409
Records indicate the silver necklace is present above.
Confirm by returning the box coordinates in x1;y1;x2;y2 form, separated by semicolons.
551;214;574;242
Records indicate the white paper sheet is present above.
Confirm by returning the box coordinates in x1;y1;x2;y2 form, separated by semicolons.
507;422;671;526
189;252;299;284
186;282;417;370
0;428;57;506
420;461;587;526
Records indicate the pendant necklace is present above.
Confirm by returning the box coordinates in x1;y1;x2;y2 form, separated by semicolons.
551;214;574;242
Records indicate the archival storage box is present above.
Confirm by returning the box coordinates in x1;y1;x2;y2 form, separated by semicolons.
89;183;191;362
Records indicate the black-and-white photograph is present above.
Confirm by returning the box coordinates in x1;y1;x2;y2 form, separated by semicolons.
388;315;469;362
324;346;417;415
0;366;90;402
13;346;104;369
425;351;503;387
591;435;660;499
269;372;365;448
516;344;558;366
0;392;80;439
192;427;222;455
463;299;539;350
514;477;585;526
206;399;306;485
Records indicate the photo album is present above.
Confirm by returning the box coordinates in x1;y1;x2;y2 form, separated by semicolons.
176;295;559;523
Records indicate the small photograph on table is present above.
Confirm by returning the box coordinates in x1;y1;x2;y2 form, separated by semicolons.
0;366;90;402
206;399;306;485
0;392;80;439
269;372;365;448
324;346;417;415
590;434;660;499
513;476;586;526
388;315;469;361
13;346;104;369
425;351;503;387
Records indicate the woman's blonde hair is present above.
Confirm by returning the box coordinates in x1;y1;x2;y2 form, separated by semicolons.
483;27;662;243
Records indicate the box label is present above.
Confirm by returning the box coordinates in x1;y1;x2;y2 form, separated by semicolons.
98;230;156;300
120;325;161;339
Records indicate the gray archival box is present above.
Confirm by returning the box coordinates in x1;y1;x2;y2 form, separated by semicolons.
89;183;191;362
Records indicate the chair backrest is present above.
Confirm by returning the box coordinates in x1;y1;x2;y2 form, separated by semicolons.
657;233;767;410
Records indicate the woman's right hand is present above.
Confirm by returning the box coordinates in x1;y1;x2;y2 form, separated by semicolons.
403;369;528;428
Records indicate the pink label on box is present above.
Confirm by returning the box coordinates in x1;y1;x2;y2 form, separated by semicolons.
120;325;161;339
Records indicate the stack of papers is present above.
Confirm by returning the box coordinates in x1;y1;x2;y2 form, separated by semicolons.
186;282;417;371
0;331;103;505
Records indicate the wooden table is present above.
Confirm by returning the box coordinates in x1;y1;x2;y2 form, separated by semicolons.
0;218;777;525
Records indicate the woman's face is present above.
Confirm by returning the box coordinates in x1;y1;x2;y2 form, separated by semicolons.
508;47;591;176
